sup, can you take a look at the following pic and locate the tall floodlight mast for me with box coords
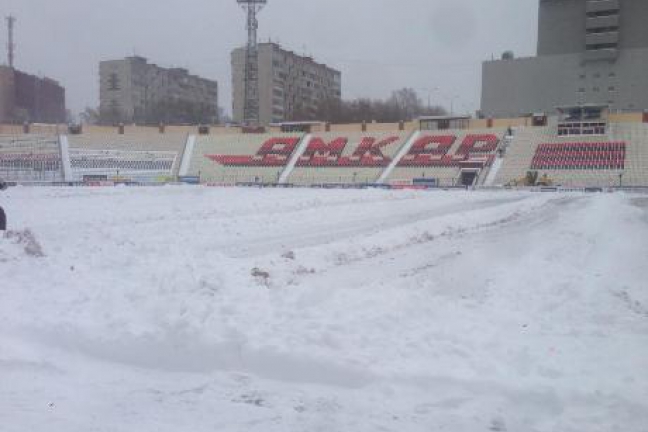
[237,0,266,126]
[6,16,16,69]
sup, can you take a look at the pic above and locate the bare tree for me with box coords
[388,88,421,121]
[314,88,447,124]
[80,107,100,125]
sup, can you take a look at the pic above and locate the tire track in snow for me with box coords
[222,196,528,258]
[279,195,584,286]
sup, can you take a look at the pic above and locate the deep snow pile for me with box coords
[1,187,647,432]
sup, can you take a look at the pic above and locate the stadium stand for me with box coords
[288,132,411,185]
[69,149,178,182]
[66,130,188,179]
[186,133,305,184]
[531,142,625,170]
[67,131,187,152]
[0,135,64,183]
[387,129,505,187]
[2,118,648,188]
[493,126,636,187]
[611,122,648,187]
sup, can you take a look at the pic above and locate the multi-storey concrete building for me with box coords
[0,65,66,124]
[99,56,218,125]
[232,43,341,125]
[481,0,648,117]
[0,67,14,123]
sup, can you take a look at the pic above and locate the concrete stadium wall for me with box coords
[469,118,531,129]
[0,124,24,134]
[492,118,531,128]
[0,123,67,135]
[68,125,241,136]
[328,123,366,133]
[1,113,645,139]
[609,112,643,123]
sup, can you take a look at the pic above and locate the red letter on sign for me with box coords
[340,136,400,167]
[298,137,348,166]
[257,137,300,155]
[206,137,299,166]
[398,135,456,167]
[456,134,499,155]
[257,137,300,166]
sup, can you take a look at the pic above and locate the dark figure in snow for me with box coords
[0,178,7,231]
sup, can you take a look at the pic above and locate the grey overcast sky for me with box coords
[0,0,538,117]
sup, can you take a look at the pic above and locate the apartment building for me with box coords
[232,43,341,125]
[99,56,218,124]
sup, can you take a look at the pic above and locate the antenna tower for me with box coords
[237,0,267,126]
[6,15,16,69]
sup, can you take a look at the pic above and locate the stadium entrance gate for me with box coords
[459,169,479,187]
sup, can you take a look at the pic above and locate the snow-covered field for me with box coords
[1,186,647,432]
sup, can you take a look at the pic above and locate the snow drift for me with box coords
[1,186,647,432]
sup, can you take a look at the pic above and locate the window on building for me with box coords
[586,43,619,51]
[586,26,620,34]
[108,73,121,91]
